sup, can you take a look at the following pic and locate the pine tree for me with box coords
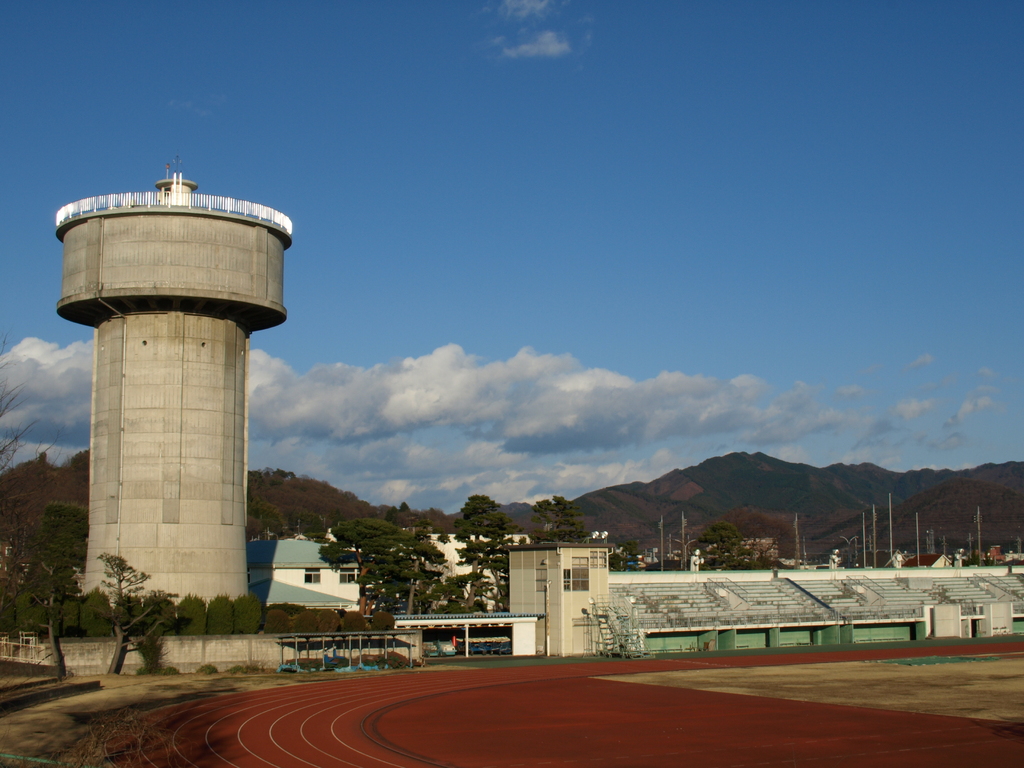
[454,495,520,611]
[530,496,586,543]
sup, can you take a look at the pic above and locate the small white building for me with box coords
[246,539,359,609]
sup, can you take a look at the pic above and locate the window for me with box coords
[590,550,607,569]
[564,557,589,591]
[304,568,321,584]
[339,570,356,584]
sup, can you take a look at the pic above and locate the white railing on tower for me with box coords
[56,191,293,235]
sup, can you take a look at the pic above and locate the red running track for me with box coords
[140,643,1024,768]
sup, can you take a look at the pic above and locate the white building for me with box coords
[246,539,358,609]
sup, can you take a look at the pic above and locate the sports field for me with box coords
[136,640,1024,767]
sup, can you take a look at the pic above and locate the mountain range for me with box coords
[566,452,1024,557]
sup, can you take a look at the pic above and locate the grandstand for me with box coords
[509,544,1024,657]
[599,567,1024,656]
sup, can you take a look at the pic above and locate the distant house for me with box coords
[246,539,359,609]
[903,553,952,568]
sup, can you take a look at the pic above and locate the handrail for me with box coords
[56,191,292,235]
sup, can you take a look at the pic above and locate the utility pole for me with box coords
[681,512,686,570]
[872,505,878,568]
[794,514,800,569]
[888,493,894,565]
[975,507,982,565]
[861,512,867,568]
[915,512,920,565]
[659,516,664,572]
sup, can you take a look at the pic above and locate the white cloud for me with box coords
[249,345,862,456]
[890,398,937,420]
[945,389,1002,427]
[0,337,93,447]
[835,384,866,400]
[931,432,966,450]
[10,336,996,513]
[500,0,553,18]
[977,367,997,378]
[904,353,935,371]
[775,445,811,465]
[500,30,571,58]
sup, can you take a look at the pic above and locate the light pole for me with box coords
[840,536,859,568]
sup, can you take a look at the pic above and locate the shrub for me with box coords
[81,589,112,637]
[316,609,340,632]
[206,595,233,635]
[158,666,180,675]
[15,592,46,634]
[226,663,264,674]
[62,598,83,637]
[137,634,165,673]
[365,651,409,669]
[266,602,306,618]
[341,611,367,632]
[196,664,218,675]
[370,611,395,630]
[263,609,291,634]
[233,593,262,634]
[291,610,319,633]
[177,594,207,636]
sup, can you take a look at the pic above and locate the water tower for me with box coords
[55,171,292,600]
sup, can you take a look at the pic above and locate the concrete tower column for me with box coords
[56,175,292,600]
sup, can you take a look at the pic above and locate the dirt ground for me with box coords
[602,654,1024,722]
[3,655,1023,759]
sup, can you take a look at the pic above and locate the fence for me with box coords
[56,191,292,234]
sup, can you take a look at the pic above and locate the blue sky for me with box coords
[2,1,1022,512]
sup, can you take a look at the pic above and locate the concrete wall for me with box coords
[83,313,249,600]
[62,633,420,677]
[57,212,287,331]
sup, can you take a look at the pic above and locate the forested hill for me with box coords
[1,455,454,541]
[574,452,1024,551]
[10,449,1023,555]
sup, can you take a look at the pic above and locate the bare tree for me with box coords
[0,334,36,626]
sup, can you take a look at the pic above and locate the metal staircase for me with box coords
[589,594,650,658]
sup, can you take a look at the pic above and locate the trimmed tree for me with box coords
[81,589,112,637]
[176,594,207,635]
[206,595,234,635]
[233,593,263,634]
[341,611,367,632]
[292,610,319,633]
[264,609,291,634]
[316,609,340,632]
